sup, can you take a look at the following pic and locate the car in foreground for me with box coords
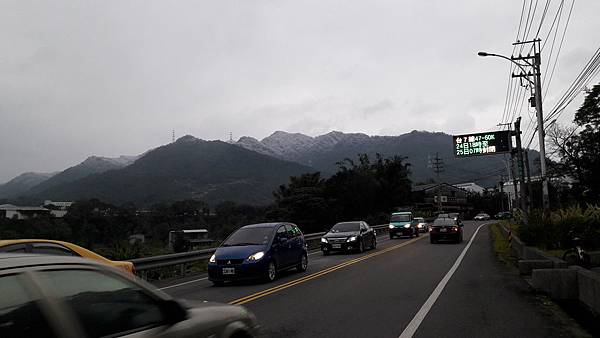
[0,239,135,275]
[321,221,377,255]
[414,217,429,232]
[0,253,259,338]
[429,218,463,244]
[208,223,308,285]
[389,211,419,238]
[474,213,491,221]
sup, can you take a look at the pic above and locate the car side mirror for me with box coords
[162,299,188,324]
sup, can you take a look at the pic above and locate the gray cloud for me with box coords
[1,0,599,181]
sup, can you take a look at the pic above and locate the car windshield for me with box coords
[222,227,273,246]
[449,213,459,218]
[391,214,411,222]
[433,219,455,226]
[330,222,360,233]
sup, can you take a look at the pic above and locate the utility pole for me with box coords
[524,150,533,212]
[431,153,445,213]
[503,158,513,211]
[511,39,549,212]
[513,117,528,220]
[499,177,506,212]
[510,156,518,211]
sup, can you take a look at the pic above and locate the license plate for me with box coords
[332,244,341,249]
[440,228,448,232]
[222,268,235,275]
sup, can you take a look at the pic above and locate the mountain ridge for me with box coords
[31,137,313,205]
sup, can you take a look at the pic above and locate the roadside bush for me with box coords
[517,205,600,250]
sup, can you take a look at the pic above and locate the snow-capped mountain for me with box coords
[238,131,370,161]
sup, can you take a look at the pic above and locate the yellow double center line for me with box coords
[229,234,427,305]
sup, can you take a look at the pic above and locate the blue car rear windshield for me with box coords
[391,214,411,222]
[223,227,274,246]
[331,222,360,232]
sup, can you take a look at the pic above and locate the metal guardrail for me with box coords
[131,224,390,280]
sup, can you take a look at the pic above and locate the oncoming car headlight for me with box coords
[321,237,328,243]
[347,236,357,242]
[389,224,395,229]
[247,251,265,261]
[209,254,216,263]
[403,224,411,228]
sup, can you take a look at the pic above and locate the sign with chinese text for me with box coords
[453,131,511,157]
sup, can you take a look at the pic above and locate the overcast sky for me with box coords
[1,0,599,182]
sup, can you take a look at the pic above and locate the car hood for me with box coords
[323,231,359,238]
[179,300,259,331]
[215,245,267,260]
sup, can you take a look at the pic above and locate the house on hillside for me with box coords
[412,183,472,213]
[0,204,50,220]
[43,200,74,218]
[453,182,486,195]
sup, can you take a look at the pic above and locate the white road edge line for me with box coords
[398,222,490,338]
[159,277,208,290]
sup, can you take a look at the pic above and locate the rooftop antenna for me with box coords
[172,130,175,143]
[228,132,233,143]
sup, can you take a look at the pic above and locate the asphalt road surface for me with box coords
[157,221,585,338]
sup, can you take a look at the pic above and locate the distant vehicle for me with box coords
[321,221,377,255]
[429,218,464,244]
[474,213,491,221]
[448,213,460,221]
[0,239,135,275]
[208,223,308,285]
[414,217,429,232]
[389,211,419,239]
[437,213,449,219]
[0,253,260,338]
[494,211,512,220]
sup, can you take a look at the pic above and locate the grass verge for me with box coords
[490,223,594,337]
[489,223,518,268]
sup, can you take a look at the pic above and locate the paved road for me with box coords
[159,221,584,337]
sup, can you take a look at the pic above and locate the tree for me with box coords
[550,83,600,201]
[271,172,332,233]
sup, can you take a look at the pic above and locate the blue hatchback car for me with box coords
[208,223,308,285]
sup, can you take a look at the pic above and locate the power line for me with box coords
[543,46,600,124]
[541,0,566,51]
[534,0,552,38]
[543,0,575,99]
[502,0,532,129]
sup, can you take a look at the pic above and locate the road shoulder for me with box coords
[413,223,591,338]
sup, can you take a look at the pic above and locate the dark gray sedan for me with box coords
[0,253,259,338]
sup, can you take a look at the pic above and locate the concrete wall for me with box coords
[502,224,600,315]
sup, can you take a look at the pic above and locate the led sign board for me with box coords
[453,130,512,157]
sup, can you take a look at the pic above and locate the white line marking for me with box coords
[159,277,208,290]
[398,222,489,338]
